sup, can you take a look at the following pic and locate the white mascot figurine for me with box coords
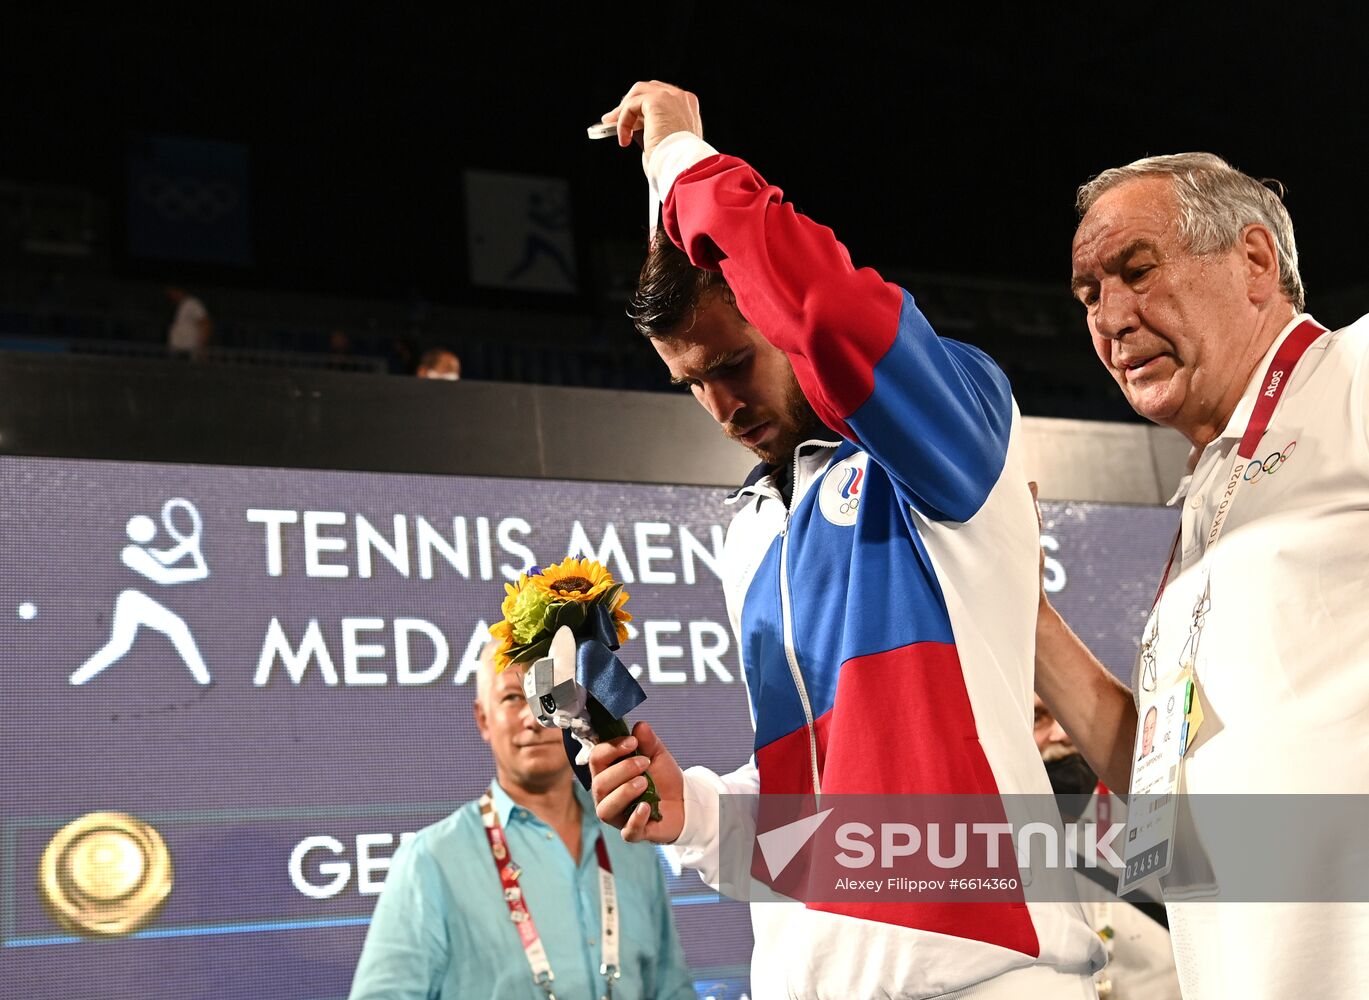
[522,625,598,766]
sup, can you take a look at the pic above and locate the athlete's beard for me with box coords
[727,373,829,467]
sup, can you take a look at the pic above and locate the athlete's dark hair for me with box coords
[627,231,731,339]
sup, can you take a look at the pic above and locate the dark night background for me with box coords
[1,4,1365,407]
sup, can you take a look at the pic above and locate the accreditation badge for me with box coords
[1117,669,1201,895]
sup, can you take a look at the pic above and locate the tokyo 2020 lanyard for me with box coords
[1208,319,1326,534]
[1144,318,1327,689]
[479,789,622,1000]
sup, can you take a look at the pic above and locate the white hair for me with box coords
[475,639,503,705]
[1076,152,1304,312]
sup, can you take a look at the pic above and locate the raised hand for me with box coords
[599,80,703,168]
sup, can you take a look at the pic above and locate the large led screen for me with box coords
[0,455,1176,999]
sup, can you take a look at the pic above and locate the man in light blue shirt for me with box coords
[349,643,693,1000]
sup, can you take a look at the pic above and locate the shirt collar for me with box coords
[726,459,774,501]
[1165,473,1193,507]
[1214,312,1315,443]
[725,436,844,504]
[488,778,522,828]
[1169,313,1318,505]
[488,778,600,842]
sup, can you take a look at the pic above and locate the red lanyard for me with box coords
[1234,319,1327,459]
[478,789,621,1000]
[1150,317,1326,609]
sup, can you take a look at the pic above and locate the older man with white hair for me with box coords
[1038,153,1369,998]
[349,642,693,1000]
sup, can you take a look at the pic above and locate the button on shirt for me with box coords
[348,781,694,1000]
[1143,313,1369,999]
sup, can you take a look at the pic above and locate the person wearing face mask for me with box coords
[1035,696,1180,1000]
[416,346,461,381]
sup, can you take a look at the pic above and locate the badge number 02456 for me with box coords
[1118,666,1198,895]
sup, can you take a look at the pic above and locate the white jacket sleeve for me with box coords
[665,759,760,889]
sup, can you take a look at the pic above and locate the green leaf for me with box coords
[554,601,588,632]
[598,583,623,609]
[509,637,552,664]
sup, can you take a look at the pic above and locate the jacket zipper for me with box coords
[779,447,822,796]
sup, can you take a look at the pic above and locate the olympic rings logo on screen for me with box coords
[1242,440,1297,484]
[139,173,239,224]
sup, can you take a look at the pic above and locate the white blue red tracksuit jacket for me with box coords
[651,134,1105,997]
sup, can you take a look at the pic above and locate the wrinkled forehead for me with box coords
[479,655,527,703]
[499,661,529,694]
[1071,176,1179,268]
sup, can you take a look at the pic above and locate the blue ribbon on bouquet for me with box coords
[578,604,646,717]
[562,603,647,790]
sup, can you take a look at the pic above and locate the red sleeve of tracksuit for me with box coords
[662,153,1014,522]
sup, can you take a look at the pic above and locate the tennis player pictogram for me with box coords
[70,498,211,686]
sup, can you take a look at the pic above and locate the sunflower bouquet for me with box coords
[490,557,660,820]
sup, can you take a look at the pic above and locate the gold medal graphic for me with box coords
[38,811,173,937]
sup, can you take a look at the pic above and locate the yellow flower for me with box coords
[489,559,635,671]
[609,587,632,646]
[488,618,515,672]
[532,557,617,604]
[533,557,633,645]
